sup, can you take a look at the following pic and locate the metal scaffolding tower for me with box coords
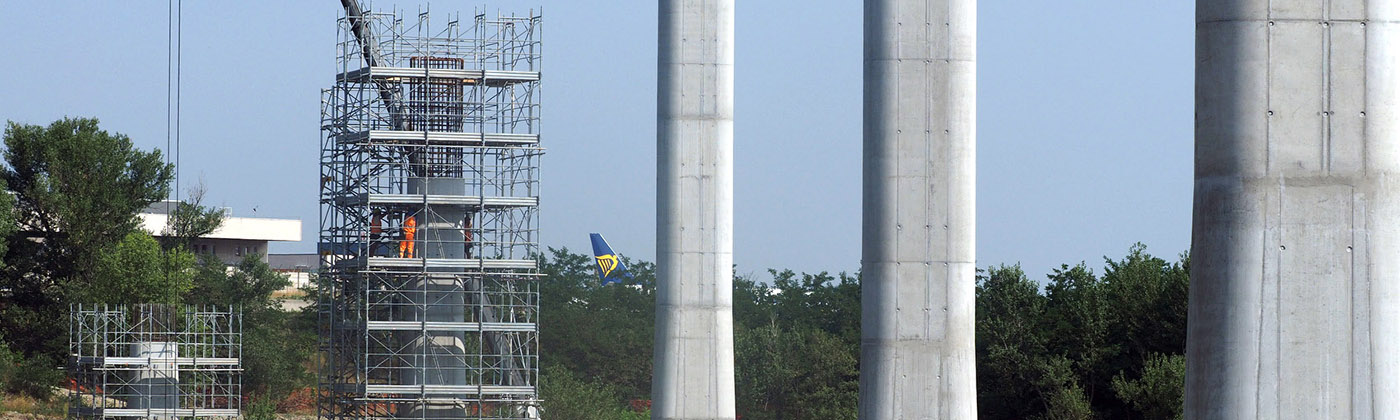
[68,304,243,419]
[317,5,542,420]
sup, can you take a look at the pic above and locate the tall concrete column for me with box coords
[653,0,735,419]
[859,0,976,419]
[399,176,468,419]
[1188,1,1400,418]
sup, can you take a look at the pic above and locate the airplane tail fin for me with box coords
[590,233,632,285]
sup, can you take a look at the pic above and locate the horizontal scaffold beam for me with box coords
[331,193,538,208]
[73,357,240,367]
[76,409,241,418]
[366,257,537,270]
[335,130,539,147]
[338,67,539,86]
[332,321,538,332]
[330,384,537,397]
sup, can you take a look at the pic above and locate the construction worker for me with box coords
[399,215,417,258]
[369,210,384,256]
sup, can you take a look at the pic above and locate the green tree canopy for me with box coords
[974,245,1189,420]
[86,231,194,304]
[2,118,171,282]
[0,117,173,357]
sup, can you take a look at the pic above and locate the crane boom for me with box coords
[339,0,408,131]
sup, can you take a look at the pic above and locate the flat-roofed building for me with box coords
[267,253,318,290]
[139,201,302,265]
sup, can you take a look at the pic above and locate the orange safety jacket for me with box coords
[403,216,417,239]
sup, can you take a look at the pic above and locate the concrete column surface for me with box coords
[128,342,179,413]
[653,0,736,419]
[400,177,469,419]
[1187,1,1400,418]
[859,0,977,419]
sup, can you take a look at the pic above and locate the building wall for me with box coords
[269,253,320,290]
[189,238,269,266]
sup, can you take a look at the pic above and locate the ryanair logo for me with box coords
[595,254,619,278]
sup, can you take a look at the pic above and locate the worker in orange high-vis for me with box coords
[399,215,417,258]
[369,211,384,256]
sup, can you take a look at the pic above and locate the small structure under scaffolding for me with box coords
[68,304,243,419]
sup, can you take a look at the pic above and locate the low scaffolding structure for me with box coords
[68,304,242,419]
[318,5,541,420]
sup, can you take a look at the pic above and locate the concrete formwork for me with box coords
[1188,1,1400,418]
[653,0,737,419]
[858,0,977,418]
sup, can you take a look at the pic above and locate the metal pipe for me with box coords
[652,0,736,418]
[859,0,977,418]
[1187,2,1400,418]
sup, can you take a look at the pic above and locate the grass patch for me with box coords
[0,391,66,418]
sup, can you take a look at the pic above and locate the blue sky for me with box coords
[0,1,1193,281]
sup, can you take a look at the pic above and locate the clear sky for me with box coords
[0,1,1193,282]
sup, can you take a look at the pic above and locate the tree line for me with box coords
[538,243,1188,419]
[0,117,1188,419]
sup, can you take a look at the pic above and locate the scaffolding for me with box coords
[318,5,541,420]
[68,304,243,419]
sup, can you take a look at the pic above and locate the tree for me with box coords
[974,245,1190,419]
[1112,353,1185,420]
[1037,356,1095,420]
[1095,243,1189,417]
[187,254,289,309]
[1043,263,1114,408]
[538,247,656,401]
[730,268,860,420]
[86,231,194,304]
[736,324,857,420]
[767,269,860,344]
[185,254,310,401]
[976,264,1050,419]
[0,117,172,358]
[538,364,646,420]
[160,181,225,250]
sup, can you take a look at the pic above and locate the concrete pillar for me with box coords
[653,0,736,418]
[128,341,178,418]
[1187,1,1400,418]
[859,0,977,418]
[398,177,469,419]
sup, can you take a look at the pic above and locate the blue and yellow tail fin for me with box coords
[590,233,632,285]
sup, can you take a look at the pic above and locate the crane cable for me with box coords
[175,0,182,207]
[166,0,182,208]
[164,0,181,283]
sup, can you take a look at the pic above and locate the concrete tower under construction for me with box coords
[859,0,977,418]
[653,0,737,418]
[317,4,542,419]
[1188,1,1400,418]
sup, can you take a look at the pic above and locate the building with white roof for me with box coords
[139,201,302,265]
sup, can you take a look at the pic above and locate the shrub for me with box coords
[0,340,61,402]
